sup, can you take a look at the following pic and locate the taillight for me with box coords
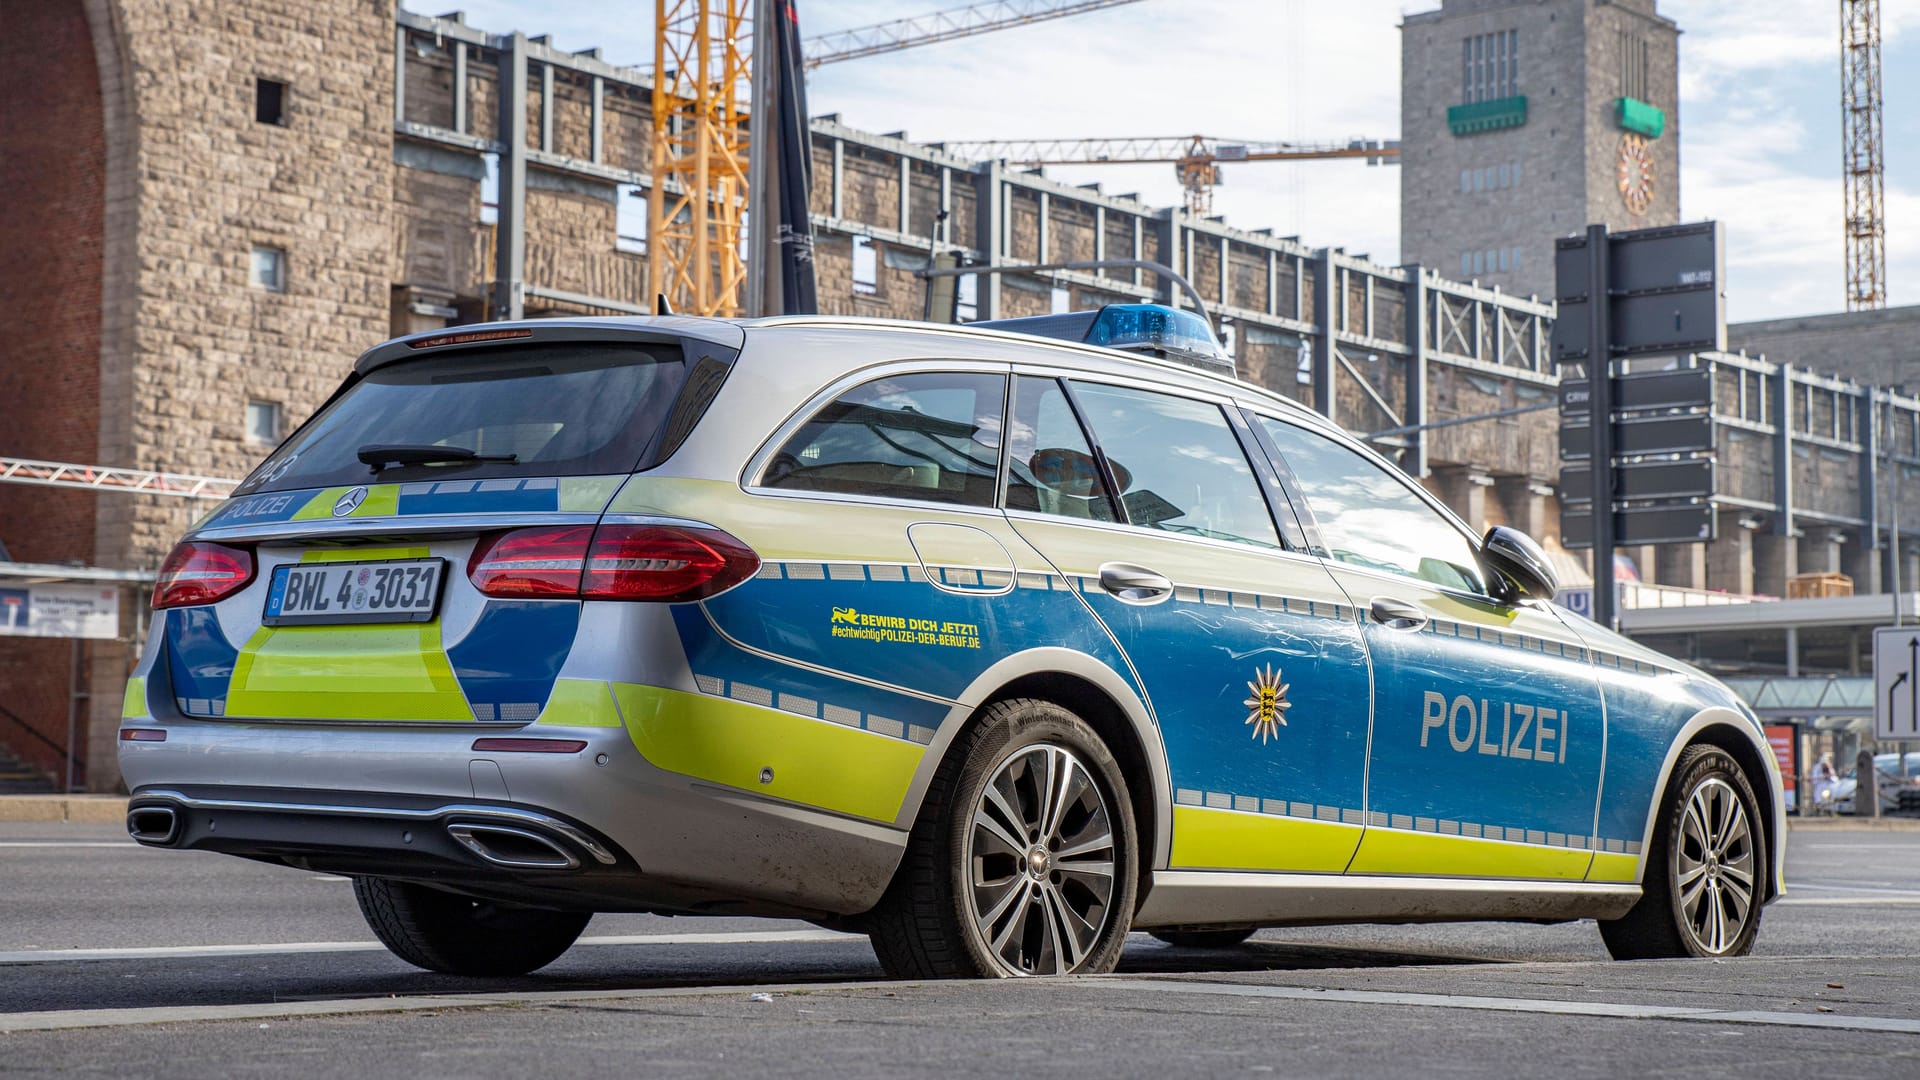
[583,524,760,602]
[467,526,592,597]
[468,523,759,603]
[152,542,255,609]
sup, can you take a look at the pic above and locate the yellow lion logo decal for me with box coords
[830,606,860,625]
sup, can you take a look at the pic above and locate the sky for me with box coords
[411,0,1920,323]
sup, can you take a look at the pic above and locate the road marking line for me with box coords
[1776,897,1920,906]
[1783,881,1920,896]
[0,929,858,965]
[0,978,909,1034]
[0,842,134,849]
[1088,978,1920,1035]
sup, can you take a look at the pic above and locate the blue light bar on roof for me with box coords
[970,303,1234,376]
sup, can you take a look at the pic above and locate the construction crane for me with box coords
[1841,0,1886,311]
[934,135,1400,216]
[650,0,1140,317]
[803,0,1142,68]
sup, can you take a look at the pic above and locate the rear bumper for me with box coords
[119,716,909,918]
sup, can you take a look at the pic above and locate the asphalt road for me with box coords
[3,823,1918,1077]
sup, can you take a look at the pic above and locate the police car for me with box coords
[119,305,1782,977]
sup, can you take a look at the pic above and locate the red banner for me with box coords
[1764,723,1798,813]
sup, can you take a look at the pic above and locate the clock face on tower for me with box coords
[1617,133,1655,216]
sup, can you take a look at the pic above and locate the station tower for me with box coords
[1399,0,1681,301]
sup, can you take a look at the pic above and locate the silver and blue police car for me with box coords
[119,305,1783,977]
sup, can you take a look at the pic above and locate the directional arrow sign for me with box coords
[1873,626,1920,741]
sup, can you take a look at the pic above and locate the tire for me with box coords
[868,697,1138,978]
[353,877,590,975]
[1150,928,1257,949]
[1599,744,1766,960]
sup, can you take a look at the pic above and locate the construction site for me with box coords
[0,0,1912,795]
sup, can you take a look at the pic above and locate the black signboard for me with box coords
[1560,367,1713,414]
[1562,502,1716,549]
[1559,414,1714,459]
[1560,459,1715,504]
[1554,222,1726,361]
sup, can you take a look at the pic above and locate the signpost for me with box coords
[1554,221,1726,629]
[1873,624,1920,742]
[0,584,119,640]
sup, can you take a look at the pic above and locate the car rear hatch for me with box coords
[151,320,741,725]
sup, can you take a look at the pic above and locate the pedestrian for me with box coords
[1811,751,1839,814]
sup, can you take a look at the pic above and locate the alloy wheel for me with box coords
[966,744,1117,975]
[1675,776,1756,954]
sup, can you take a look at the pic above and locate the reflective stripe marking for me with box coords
[225,622,474,723]
[297,546,430,564]
[693,673,930,744]
[121,678,146,719]
[614,682,924,822]
[534,679,623,728]
[1169,805,1361,873]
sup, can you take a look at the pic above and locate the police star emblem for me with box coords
[1244,663,1291,744]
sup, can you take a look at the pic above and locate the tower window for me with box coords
[1462,30,1519,103]
[255,78,286,125]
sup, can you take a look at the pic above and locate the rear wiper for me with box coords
[356,443,517,471]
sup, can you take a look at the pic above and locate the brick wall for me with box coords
[0,0,105,783]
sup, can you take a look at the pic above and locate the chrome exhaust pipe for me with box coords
[446,822,581,870]
[127,805,179,845]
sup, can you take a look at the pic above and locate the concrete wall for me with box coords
[1729,305,1920,394]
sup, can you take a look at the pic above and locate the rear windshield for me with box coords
[236,343,689,495]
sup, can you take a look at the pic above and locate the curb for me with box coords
[0,796,128,824]
[1785,815,1920,832]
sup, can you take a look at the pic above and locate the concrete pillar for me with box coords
[1845,535,1883,595]
[1797,527,1846,576]
[1432,467,1492,534]
[1494,476,1551,540]
[1706,512,1755,595]
[1655,543,1707,590]
[1754,530,1800,598]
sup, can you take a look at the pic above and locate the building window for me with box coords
[255,78,286,125]
[249,245,286,292]
[1460,169,1471,194]
[852,235,878,296]
[1462,30,1519,103]
[616,184,646,254]
[479,153,499,226]
[956,272,978,322]
[246,401,283,445]
[1460,253,1472,277]
[1050,285,1070,314]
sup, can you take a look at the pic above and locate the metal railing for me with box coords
[0,700,79,789]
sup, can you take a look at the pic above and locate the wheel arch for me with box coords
[1635,707,1786,902]
[933,648,1172,898]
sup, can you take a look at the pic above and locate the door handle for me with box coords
[1098,562,1174,605]
[1369,596,1429,632]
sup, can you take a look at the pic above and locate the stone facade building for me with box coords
[1400,0,1681,301]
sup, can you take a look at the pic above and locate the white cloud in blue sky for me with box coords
[415,0,1918,322]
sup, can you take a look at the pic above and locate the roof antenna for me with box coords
[655,293,673,316]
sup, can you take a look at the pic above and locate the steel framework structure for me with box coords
[802,0,1142,68]
[650,0,754,316]
[935,135,1399,215]
[1841,0,1886,311]
[0,457,236,500]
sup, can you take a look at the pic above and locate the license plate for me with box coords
[263,559,446,626]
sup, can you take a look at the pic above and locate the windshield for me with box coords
[235,343,689,494]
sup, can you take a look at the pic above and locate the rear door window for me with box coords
[1004,375,1116,522]
[1068,382,1280,549]
[760,372,1005,507]
[237,343,694,494]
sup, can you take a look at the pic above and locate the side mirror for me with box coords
[1481,526,1559,602]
